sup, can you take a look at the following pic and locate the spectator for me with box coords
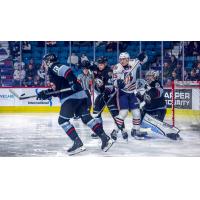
[174,61,183,80]
[0,44,9,61]
[11,42,20,59]
[171,70,179,81]
[28,57,36,68]
[24,63,36,86]
[22,41,31,52]
[170,55,177,69]
[80,53,89,63]
[106,41,117,52]
[13,65,26,86]
[186,69,199,81]
[13,58,25,70]
[67,52,79,65]
[163,61,174,85]
[195,62,200,79]
[37,62,46,86]
[33,75,42,86]
[119,42,129,52]
[151,56,161,71]
[186,41,200,56]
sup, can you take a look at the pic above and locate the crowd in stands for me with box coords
[0,41,200,87]
[161,42,200,86]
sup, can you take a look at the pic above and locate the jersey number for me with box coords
[53,66,60,74]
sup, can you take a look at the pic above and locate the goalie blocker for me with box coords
[141,114,181,140]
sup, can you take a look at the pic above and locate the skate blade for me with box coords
[91,135,99,139]
[134,135,151,140]
[68,146,86,156]
[103,139,114,152]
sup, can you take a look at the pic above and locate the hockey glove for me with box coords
[137,52,148,64]
[37,89,53,100]
[71,82,82,92]
[117,79,125,89]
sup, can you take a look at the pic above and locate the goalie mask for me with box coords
[43,53,58,67]
[145,70,159,84]
[119,52,130,66]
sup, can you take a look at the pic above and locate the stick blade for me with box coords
[9,89,20,99]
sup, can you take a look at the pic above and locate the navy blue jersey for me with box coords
[94,66,114,94]
[48,62,87,101]
[144,80,166,111]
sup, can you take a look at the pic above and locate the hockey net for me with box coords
[167,81,200,130]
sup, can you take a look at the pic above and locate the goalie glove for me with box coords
[136,92,144,102]
[143,93,151,104]
[37,89,53,100]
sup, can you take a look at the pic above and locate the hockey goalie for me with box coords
[136,70,182,140]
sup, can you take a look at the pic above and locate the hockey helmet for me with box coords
[97,56,108,64]
[119,52,130,60]
[43,53,58,65]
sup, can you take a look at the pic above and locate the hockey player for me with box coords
[137,70,181,140]
[36,54,113,155]
[92,57,124,139]
[139,70,166,121]
[112,52,148,140]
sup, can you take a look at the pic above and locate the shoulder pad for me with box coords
[113,63,123,73]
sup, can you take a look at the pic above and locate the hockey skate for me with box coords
[100,134,114,152]
[91,133,99,139]
[166,133,182,140]
[67,137,86,156]
[131,129,148,140]
[121,130,128,140]
[110,130,118,141]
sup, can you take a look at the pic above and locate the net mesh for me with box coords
[170,81,200,130]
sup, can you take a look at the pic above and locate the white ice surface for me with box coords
[0,113,199,156]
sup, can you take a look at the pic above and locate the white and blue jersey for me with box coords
[113,59,140,110]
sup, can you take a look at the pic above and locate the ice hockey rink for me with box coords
[0,112,199,157]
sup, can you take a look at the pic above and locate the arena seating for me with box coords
[0,41,199,86]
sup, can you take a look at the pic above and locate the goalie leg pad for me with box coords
[141,114,180,138]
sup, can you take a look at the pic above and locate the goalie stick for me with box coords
[9,88,72,100]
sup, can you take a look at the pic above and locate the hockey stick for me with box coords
[93,90,117,117]
[9,88,72,100]
[125,59,140,79]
